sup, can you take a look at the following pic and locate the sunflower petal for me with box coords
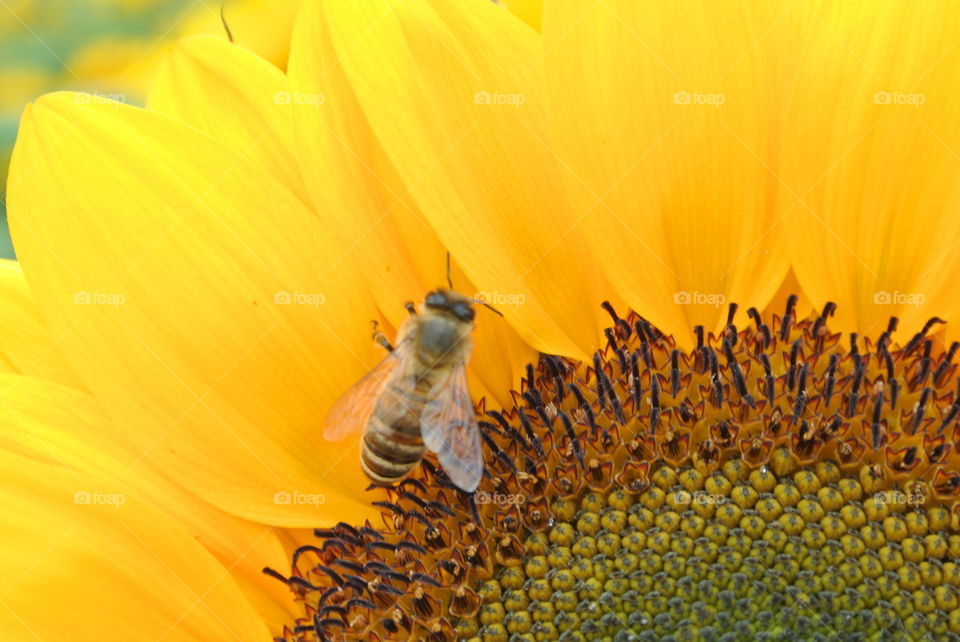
[449,260,537,409]
[148,35,309,205]
[288,0,447,323]
[502,0,543,31]
[178,0,300,69]
[296,0,604,357]
[543,0,801,345]
[0,448,270,641]
[150,33,533,414]
[8,92,382,526]
[290,0,537,396]
[0,374,296,630]
[0,259,81,387]
[782,1,960,338]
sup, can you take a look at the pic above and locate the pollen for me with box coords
[267,299,960,641]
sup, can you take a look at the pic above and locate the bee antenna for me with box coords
[220,4,234,43]
[475,300,504,317]
[448,250,502,316]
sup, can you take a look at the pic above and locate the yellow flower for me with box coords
[0,261,299,634]
[0,446,276,641]
[0,0,302,258]
[5,0,960,640]
[266,302,960,640]
[0,0,299,103]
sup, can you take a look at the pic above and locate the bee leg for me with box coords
[404,301,417,316]
[371,320,394,352]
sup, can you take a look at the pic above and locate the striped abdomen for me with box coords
[361,373,438,485]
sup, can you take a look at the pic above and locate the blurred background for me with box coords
[0,0,301,260]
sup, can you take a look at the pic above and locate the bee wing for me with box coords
[323,340,412,442]
[420,365,484,492]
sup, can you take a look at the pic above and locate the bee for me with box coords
[324,288,484,492]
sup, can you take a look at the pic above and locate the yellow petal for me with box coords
[289,0,537,397]
[762,268,815,325]
[150,34,537,411]
[502,0,543,31]
[0,449,270,642]
[449,260,537,409]
[295,0,605,358]
[782,1,960,339]
[0,374,296,631]
[148,35,310,206]
[8,92,383,527]
[288,0,449,323]
[178,0,301,70]
[0,259,82,388]
[543,0,800,346]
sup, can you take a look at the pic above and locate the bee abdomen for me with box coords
[361,409,426,485]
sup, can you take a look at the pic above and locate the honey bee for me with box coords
[324,289,484,492]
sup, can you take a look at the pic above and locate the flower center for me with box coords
[268,298,960,641]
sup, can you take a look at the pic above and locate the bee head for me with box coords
[424,289,475,322]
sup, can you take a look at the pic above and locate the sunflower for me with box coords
[0,0,301,258]
[4,0,960,640]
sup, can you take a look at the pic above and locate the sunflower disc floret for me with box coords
[268,298,960,641]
